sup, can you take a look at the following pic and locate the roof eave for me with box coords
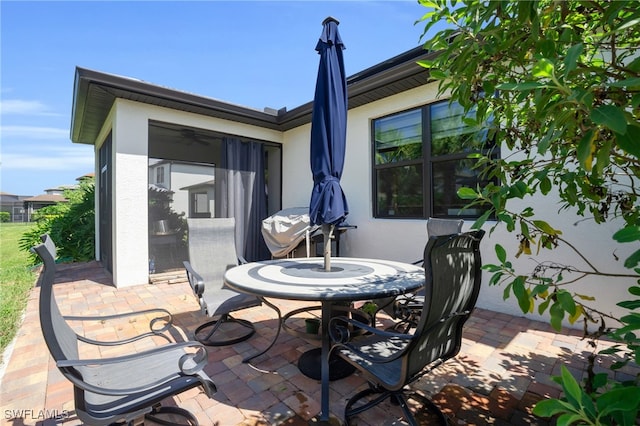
[279,47,438,131]
[71,68,285,145]
[71,46,437,144]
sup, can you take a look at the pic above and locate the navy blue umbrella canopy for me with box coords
[309,17,349,229]
[309,17,349,271]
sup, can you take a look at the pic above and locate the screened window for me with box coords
[191,191,211,218]
[373,99,495,219]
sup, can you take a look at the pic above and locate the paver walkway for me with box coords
[1,261,636,425]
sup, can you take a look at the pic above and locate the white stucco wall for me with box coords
[107,99,283,287]
[111,100,151,287]
[103,85,634,328]
[282,83,445,264]
[281,83,635,328]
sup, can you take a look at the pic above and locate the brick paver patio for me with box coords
[2,260,636,425]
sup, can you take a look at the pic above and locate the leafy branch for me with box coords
[418,0,640,423]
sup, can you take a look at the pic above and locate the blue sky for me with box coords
[1,1,434,196]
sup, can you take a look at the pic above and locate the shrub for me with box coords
[19,181,95,264]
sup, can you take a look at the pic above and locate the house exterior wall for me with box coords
[282,83,443,263]
[104,99,283,287]
[281,82,634,327]
[97,78,633,326]
[0,194,29,222]
[112,100,150,288]
[92,106,113,273]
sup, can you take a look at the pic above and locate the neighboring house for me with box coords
[3,174,94,222]
[69,46,633,326]
[22,193,68,221]
[0,192,30,222]
[148,159,216,218]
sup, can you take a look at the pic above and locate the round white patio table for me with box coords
[224,257,425,424]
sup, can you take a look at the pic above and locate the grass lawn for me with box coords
[0,222,37,360]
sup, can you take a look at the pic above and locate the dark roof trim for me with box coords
[23,194,68,203]
[71,46,437,144]
[348,46,432,84]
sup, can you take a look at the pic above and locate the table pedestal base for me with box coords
[308,414,343,425]
[298,348,355,381]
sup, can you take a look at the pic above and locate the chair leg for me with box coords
[393,393,420,426]
[195,313,255,346]
[404,391,449,426]
[344,386,392,424]
[344,386,448,426]
[243,298,282,363]
[129,416,145,426]
[145,405,199,425]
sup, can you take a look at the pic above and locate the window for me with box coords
[156,167,165,184]
[191,191,211,218]
[373,99,495,219]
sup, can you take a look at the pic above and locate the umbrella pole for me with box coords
[322,223,334,272]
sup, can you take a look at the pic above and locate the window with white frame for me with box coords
[372,99,495,219]
[156,166,165,185]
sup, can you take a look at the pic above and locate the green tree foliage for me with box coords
[0,212,10,223]
[19,181,95,264]
[418,0,639,423]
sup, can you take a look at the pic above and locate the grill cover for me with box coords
[261,207,320,258]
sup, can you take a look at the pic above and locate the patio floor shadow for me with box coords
[1,261,637,425]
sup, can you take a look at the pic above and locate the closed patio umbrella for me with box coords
[309,16,349,272]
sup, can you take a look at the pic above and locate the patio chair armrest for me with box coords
[420,310,473,336]
[65,308,174,346]
[329,315,414,363]
[178,344,209,375]
[57,342,210,396]
[58,341,207,368]
[328,315,413,344]
[183,261,205,296]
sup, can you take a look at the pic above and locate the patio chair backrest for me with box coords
[378,217,465,320]
[186,218,239,292]
[32,235,80,365]
[426,217,464,238]
[406,230,485,380]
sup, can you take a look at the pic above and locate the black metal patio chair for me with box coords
[374,217,464,332]
[184,218,281,360]
[329,230,485,425]
[32,234,216,426]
